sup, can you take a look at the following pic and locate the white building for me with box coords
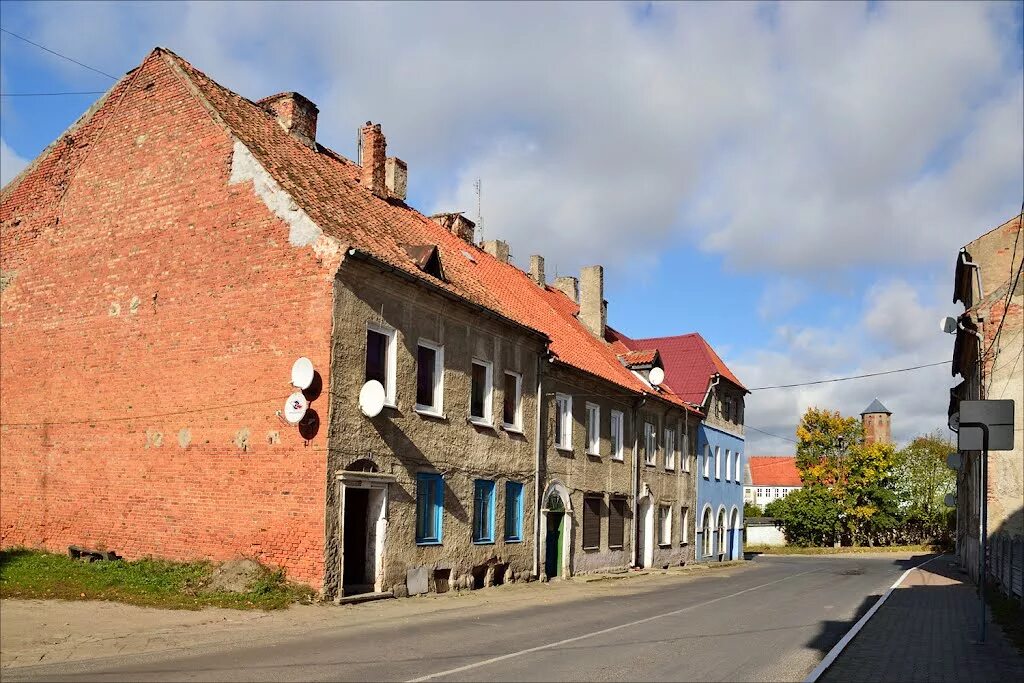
[743,456,801,509]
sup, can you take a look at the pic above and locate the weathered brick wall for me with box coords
[0,53,337,587]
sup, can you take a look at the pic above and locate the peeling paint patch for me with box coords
[145,430,163,448]
[129,296,141,314]
[228,139,326,248]
[234,427,251,452]
[0,270,15,294]
[266,430,280,445]
[109,302,121,317]
[178,428,191,449]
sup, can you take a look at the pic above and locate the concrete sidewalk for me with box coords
[820,555,1024,682]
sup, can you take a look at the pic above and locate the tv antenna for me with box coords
[474,178,484,243]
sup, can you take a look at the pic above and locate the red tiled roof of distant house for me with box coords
[748,457,802,487]
[134,49,698,413]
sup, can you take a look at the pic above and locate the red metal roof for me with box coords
[615,331,746,404]
[748,457,802,486]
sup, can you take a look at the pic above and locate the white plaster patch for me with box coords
[228,139,326,248]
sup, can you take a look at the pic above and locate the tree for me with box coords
[767,485,841,546]
[795,408,863,487]
[744,501,763,518]
[894,430,956,543]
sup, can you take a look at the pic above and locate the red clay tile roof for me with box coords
[618,349,659,368]
[748,457,802,487]
[616,331,746,404]
[145,49,698,413]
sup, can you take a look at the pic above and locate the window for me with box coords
[470,359,493,424]
[701,507,713,556]
[610,410,624,461]
[583,495,602,550]
[415,473,444,544]
[703,445,711,478]
[725,448,732,481]
[555,393,572,450]
[734,452,741,485]
[715,446,721,480]
[608,497,625,549]
[365,323,396,404]
[415,340,444,414]
[473,479,495,543]
[586,403,600,455]
[504,481,524,542]
[723,396,732,421]
[658,504,672,546]
[644,422,656,465]
[680,506,689,544]
[502,371,522,429]
[664,428,676,470]
[717,509,726,556]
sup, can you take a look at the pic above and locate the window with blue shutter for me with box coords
[416,472,444,544]
[473,479,495,543]
[504,481,524,542]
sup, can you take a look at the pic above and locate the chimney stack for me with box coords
[385,157,407,201]
[360,122,387,197]
[529,255,545,286]
[430,213,476,242]
[579,265,606,338]
[554,276,578,303]
[260,92,318,148]
[482,239,510,263]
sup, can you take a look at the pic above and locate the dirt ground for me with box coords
[1,561,747,669]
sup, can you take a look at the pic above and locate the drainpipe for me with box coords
[958,318,986,399]
[630,395,645,568]
[532,352,546,579]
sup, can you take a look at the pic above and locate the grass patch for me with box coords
[0,549,314,610]
[987,582,1024,655]
[744,544,942,555]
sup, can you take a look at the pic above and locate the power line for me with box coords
[747,360,951,391]
[1,91,105,96]
[0,394,290,427]
[0,27,118,80]
[745,424,798,444]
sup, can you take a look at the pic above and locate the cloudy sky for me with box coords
[2,1,1022,452]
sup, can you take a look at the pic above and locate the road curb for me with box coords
[803,553,944,683]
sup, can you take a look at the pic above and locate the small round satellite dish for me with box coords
[291,357,314,390]
[946,452,962,471]
[649,367,665,386]
[359,380,386,418]
[283,392,309,425]
[948,411,960,433]
[940,316,958,334]
[943,493,956,508]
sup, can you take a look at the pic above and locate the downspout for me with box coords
[532,351,546,579]
[630,394,645,568]
[958,319,986,399]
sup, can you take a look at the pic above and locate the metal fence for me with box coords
[990,534,1024,605]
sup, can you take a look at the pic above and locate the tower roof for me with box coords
[861,398,891,415]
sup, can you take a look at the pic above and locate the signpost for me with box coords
[957,399,1015,643]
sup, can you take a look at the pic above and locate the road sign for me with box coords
[958,400,1015,451]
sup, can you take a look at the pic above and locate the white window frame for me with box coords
[469,358,493,425]
[644,422,656,466]
[610,410,624,461]
[585,402,601,455]
[664,427,676,470]
[734,452,741,485]
[715,446,721,480]
[725,448,732,481]
[658,504,672,546]
[555,393,573,450]
[501,370,523,431]
[680,506,689,544]
[366,321,397,406]
[703,444,711,478]
[414,339,445,416]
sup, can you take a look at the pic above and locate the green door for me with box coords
[546,511,564,578]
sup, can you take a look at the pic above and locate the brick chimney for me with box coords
[579,265,606,338]
[385,157,407,201]
[529,255,545,286]
[260,93,318,148]
[482,239,510,263]
[360,122,387,197]
[554,276,578,303]
[430,213,476,242]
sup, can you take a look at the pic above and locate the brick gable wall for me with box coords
[0,52,339,588]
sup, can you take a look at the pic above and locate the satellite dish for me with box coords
[940,316,958,334]
[944,493,956,508]
[649,367,665,386]
[283,392,309,425]
[948,411,960,433]
[946,452,962,471]
[359,380,386,418]
[291,357,314,390]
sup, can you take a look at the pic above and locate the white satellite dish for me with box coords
[943,493,956,508]
[359,380,386,418]
[283,392,309,425]
[946,452,962,471]
[291,357,315,390]
[649,366,665,386]
[940,316,958,334]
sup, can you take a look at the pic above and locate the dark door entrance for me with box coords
[545,510,564,578]
[343,488,370,594]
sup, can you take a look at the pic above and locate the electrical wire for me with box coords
[746,360,952,391]
[0,28,118,80]
[744,424,799,444]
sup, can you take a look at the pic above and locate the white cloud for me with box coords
[1,138,28,187]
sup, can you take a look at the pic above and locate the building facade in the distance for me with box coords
[861,398,892,445]
[744,457,801,509]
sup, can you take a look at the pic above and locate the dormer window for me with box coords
[401,244,445,281]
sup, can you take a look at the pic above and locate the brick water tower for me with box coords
[861,398,892,445]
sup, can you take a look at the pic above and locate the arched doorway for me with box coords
[636,495,655,569]
[716,507,727,560]
[729,507,740,560]
[541,481,572,579]
[701,505,713,560]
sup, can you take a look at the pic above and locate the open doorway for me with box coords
[338,466,393,597]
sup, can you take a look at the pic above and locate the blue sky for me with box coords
[2,1,1022,452]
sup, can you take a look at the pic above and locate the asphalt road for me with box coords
[5,554,930,682]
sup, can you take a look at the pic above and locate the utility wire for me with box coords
[1,91,106,96]
[745,424,798,444]
[0,28,118,80]
[747,360,951,391]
